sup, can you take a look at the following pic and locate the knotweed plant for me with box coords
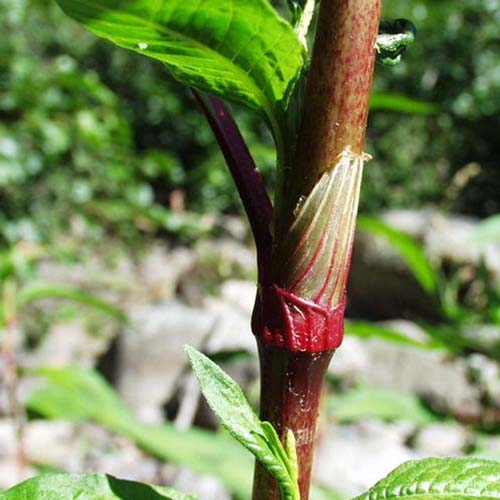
[2,1,500,500]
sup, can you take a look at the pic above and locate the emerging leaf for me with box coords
[185,345,300,500]
[253,148,368,351]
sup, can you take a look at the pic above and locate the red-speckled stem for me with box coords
[252,1,381,499]
[252,340,333,500]
[277,0,381,241]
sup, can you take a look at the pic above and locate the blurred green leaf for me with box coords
[353,457,500,500]
[0,474,197,500]
[420,322,500,361]
[18,282,126,322]
[346,320,442,350]
[357,215,439,295]
[186,345,300,500]
[328,387,436,425]
[27,366,252,498]
[370,93,437,114]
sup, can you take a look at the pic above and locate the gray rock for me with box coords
[23,320,112,369]
[0,420,76,489]
[134,245,194,303]
[89,436,159,482]
[24,421,77,467]
[461,326,500,362]
[328,336,369,383]
[0,419,16,459]
[37,243,194,307]
[163,466,231,500]
[218,215,251,242]
[383,209,472,248]
[0,459,35,490]
[349,230,440,320]
[203,281,259,398]
[468,353,500,406]
[203,281,257,355]
[475,435,500,459]
[117,302,214,423]
[349,209,500,319]
[384,210,500,278]
[218,280,256,316]
[331,321,482,419]
[384,210,500,277]
[314,421,419,497]
[414,423,469,456]
[0,383,7,418]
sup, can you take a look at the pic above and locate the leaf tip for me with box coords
[184,344,198,365]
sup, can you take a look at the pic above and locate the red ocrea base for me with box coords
[252,284,346,352]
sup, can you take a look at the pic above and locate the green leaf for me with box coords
[185,345,262,443]
[54,0,305,139]
[0,473,197,500]
[328,387,436,425]
[185,345,300,500]
[27,366,252,498]
[345,320,443,350]
[357,215,439,295]
[370,93,437,114]
[17,282,126,322]
[354,457,500,500]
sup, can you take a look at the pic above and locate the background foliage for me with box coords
[1,0,498,248]
[369,0,500,216]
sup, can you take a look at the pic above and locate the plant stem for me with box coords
[252,1,381,498]
[192,91,273,283]
[252,339,333,500]
[277,0,382,242]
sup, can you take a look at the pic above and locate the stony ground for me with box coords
[1,210,499,498]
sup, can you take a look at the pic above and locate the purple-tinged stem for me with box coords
[192,91,273,283]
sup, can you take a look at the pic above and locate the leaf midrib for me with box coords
[71,0,278,120]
